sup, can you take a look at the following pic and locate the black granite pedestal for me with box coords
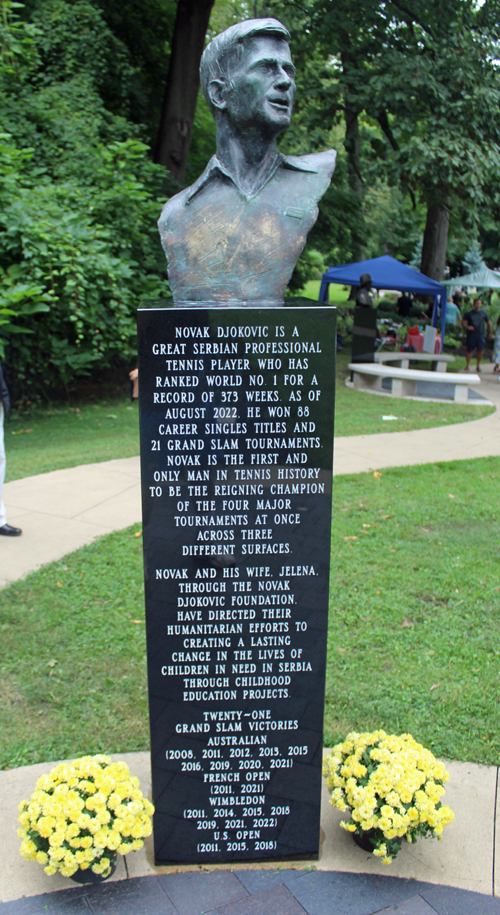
[138,307,336,865]
[351,305,377,363]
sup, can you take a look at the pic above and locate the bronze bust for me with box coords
[356,273,374,308]
[158,18,336,307]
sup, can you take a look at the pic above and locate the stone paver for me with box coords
[3,871,500,915]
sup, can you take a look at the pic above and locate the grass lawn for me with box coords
[1,457,499,769]
[326,456,500,764]
[295,280,351,303]
[0,525,148,768]
[5,399,140,482]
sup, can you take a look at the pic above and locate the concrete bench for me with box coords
[374,352,455,373]
[349,362,480,403]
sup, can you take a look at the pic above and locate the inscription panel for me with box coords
[138,307,336,864]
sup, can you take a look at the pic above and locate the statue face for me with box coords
[223,36,296,133]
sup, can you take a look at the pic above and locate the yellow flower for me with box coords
[93,829,109,849]
[48,829,66,847]
[37,816,56,838]
[66,823,80,840]
[438,805,455,827]
[20,839,37,860]
[50,847,66,862]
[107,830,122,850]
[339,821,357,833]
[19,754,153,876]
[60,866,79,877]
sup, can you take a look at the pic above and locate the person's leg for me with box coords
[465,347,473,369]
[0,404,6,528]
[476,336,485,371]
[0,404,21,535]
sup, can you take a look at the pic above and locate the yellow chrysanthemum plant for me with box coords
[18,755,154,879]
[322,730,455,864]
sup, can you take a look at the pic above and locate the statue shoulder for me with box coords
[286,149,337,180]
[158,187,191,235]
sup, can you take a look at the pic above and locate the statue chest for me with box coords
[163,170,322,305]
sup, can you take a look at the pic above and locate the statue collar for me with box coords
[185,152,319,205]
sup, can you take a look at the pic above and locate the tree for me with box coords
[305,0,390,261]
[93,0,178,145]
[463,239,486,274]
[379,5,500,280]
[154,0,215,184]
[276,0,500,280]
[0,0,174,401]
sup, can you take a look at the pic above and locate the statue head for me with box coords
[359,273,372,289]
[200,18,295,136]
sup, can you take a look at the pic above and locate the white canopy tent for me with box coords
[444,266,500,290]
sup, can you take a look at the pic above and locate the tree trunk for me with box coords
[154,0,215,184]
[420,201,450,280]
[344,101,363,201]
[341,48,365,261]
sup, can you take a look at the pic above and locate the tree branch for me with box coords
[376,109,399,152]
[388,0,435,39]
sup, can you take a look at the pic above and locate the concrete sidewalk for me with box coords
[0,457,142,589]
[1,752,500,907]
[1,367,499,589]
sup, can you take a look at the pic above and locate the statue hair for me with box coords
[200,18,290,113]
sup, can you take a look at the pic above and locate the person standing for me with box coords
[462,298,493,372]
[445,298,461,326]
[396,292,412,317]
[492,315,500,373]
[0,361,22,536]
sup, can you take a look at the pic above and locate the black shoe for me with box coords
[0,524,22,536]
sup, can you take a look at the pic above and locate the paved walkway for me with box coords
[1,367,500,912]
[4,868,500,914]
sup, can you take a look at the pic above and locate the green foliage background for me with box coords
[0,0,176,402]
[2,0,500,401]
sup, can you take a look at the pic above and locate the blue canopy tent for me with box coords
[318,255,448,351]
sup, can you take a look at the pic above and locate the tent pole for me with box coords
[440,290,447,353]
[318,279,329,303]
